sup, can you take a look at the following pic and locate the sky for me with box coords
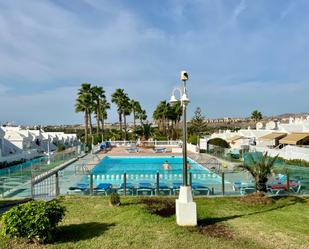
[0,0,309,125]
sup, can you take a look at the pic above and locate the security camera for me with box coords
[180,71,189,81]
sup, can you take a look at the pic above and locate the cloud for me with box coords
[232,0,247,20]
[0,0,309,124]
[0,84,9,95]
[0,86,80,125]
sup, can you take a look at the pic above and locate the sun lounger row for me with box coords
[233,179,306,196]
[68,182,211,196]
[124,147,172,153]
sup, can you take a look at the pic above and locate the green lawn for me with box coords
[0,195,308,249]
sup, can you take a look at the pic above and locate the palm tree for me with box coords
[91,86,105,136]
[112,89,126,132]
[153,101,169,135]
[75,83,92,144]
[138,109,147,125]
[168,101,182,139]
[130,100,142,130]
[121,95,131,140]
[99,98,110,138]
[112,89,131,139]
[238,152,278,192]
[251,110,263,122]
[135,123,153,140]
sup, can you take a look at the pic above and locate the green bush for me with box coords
[208,138,230,148]
[57,143,66,152]
[110,193,120,206]
[1,199,66,243]
[188,134,198,145]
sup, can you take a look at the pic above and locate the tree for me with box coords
[122,97,131,140]
[188,107,207,135]
[153,100,183,139]
[168,101,182,139]
[135,123,153,140]
[238,152,278,192]
[91,86,105,136]
[138,109,147,125]
[111,89,126,132]
[130,100,142,130]
[99,98,110,138]
[75,83,93,144]
[251,110,263,122]
[153,101,170,135]
[111,89,130,139]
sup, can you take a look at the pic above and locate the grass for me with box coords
[0,195,308,249]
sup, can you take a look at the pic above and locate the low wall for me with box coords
[252,145,309,161]
[187,143,199,153]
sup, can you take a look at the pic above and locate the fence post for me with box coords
[124,173,127,196]
[189,172,192,187]
[55,172,60,196]
[286,171,290,192]
[90,174,94,195]
[31,177,35,199]
[156,172,160,196]
[221,172,225,195]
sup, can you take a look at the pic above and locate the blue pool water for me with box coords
[84,156,221,186]
[92,156,207,174]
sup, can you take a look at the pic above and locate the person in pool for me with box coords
[162,160,171,170]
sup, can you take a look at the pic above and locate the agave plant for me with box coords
[238,152,278,192]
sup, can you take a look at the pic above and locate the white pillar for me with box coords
[176,186,197,226]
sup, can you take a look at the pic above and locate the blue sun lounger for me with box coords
[136,182,154,196]
[191,183,210,196]
[171,182,182,195]
[94,183,112,195]
[153,147,166,153]
[68,183,88,194]
[155,182,172,195]
[117,182,134,195]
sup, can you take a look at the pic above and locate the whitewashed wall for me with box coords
[252,145,309,161]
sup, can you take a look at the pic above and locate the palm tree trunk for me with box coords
[96,107,100,136]
[118,112,122,131]
[89,112,93,136]
[133,111,136,131]
[84,111,89,144]
[123,114,127,140]
[102,119,105,136]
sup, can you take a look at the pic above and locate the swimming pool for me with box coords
[85,156,222,186]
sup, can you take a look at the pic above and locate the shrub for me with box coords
[188,134,198,145]
[57,143,66,152]
[1,199,66,243]
[110,193,120,206]
[207,138,230,148]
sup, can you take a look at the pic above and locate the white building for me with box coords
[206,116,309,161]
[0,126,79,163]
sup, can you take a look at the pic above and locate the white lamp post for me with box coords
[170,71,197,226]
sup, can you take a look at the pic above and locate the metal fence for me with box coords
[0,145,85,199]
[49,159,309,198]
[1,150,309,199]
